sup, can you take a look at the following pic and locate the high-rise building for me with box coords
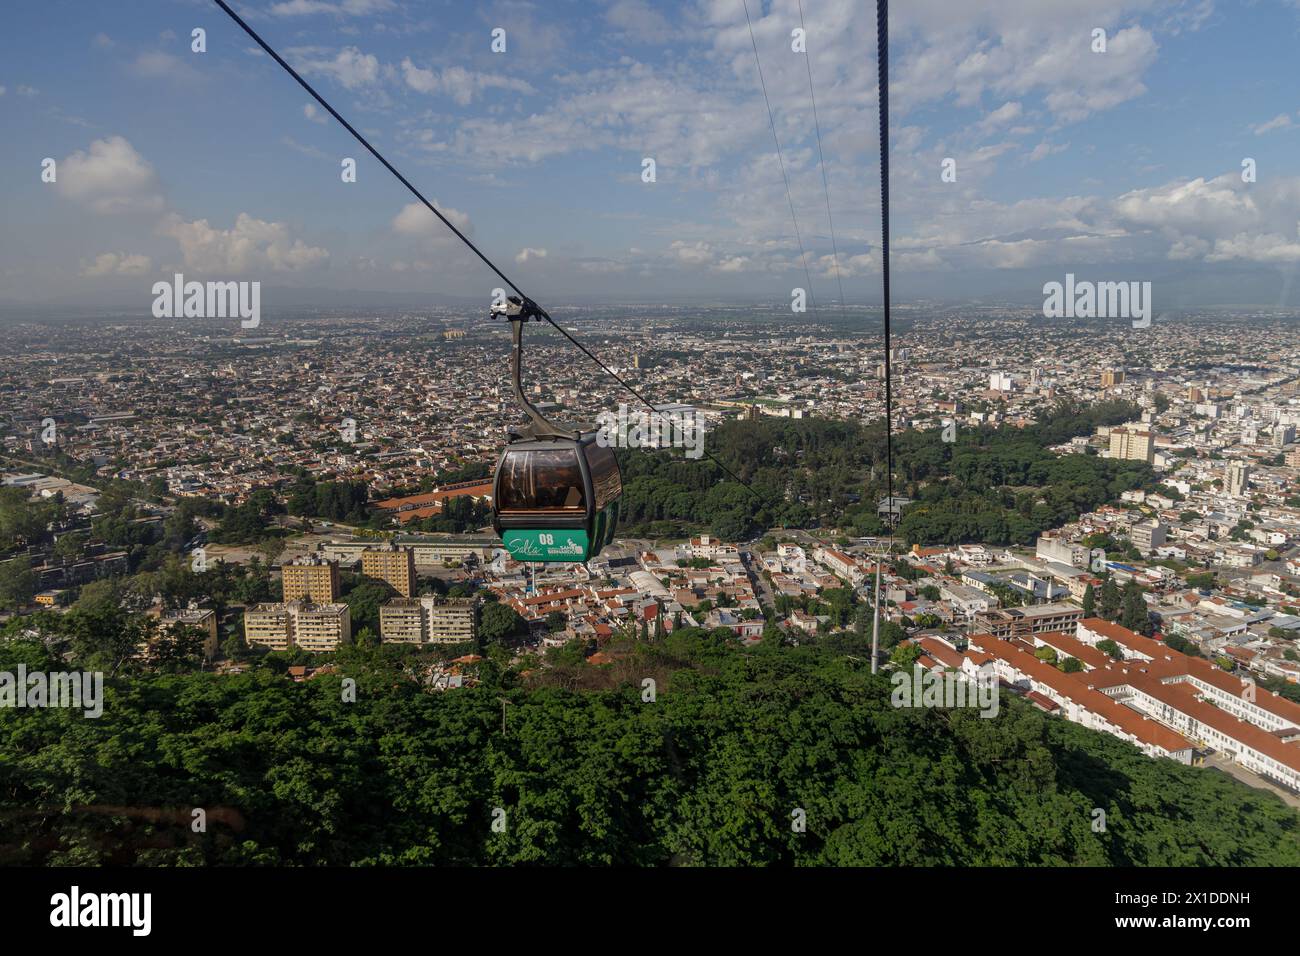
[424,596,478,645]
[292,603,352,653]
[244,604,294,652]
[362,543,416,597]
[244,601,351,653]
[378,595,479,645]
[1227,461,1250,498]
[1274,424,1296,447]
[281,554,340,603]
[1101,369,1125,388]
[1108,425,1155,464]
[379,599,424,644]
[159,606,220,659]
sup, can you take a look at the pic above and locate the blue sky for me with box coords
[3,0,1300,308]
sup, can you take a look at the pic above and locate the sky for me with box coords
[3,0,1300,309]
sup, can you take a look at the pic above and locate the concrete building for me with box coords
[362,543,416,597]
[973,603,1083,640]
[244,604,293,652]
[293,603,352,653]
[244,601,351,653]
[1227,461,1250,498]
[379,598,424,644]
[378,595,479,645]
[1036,535,1089,568]
[1109,425,1155,464]
[1129,521,1168,555]
[281,554,340,603]
[160,605,220,659]
[424,596,478,645]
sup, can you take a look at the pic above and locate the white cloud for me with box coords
[1206,233,1300,263]
[158,212,329,273]
[303,103,327,124]
[391,201,472,237]
[981,100,1023,129]
[92,33,114,49]
[515,247,547,264]
[129,52,195,80]
[605,0,675,42]
[1028,140,1068,162]
[56,136,165,215]
[1249,113,1293,135]
[294,46,380,89]
[80,252,152,277]
[399,59,534,104]
[270,0,394,15]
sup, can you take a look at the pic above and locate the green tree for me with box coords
[480,602,526,647]
[1098,577,1121,620]
[0,556,38,610]
[1120,581,1149,634]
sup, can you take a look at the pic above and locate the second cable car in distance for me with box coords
[490,295,622,563]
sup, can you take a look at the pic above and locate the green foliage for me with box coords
[0,555,38,610]
[1,637,1296,866]
[0,487,64,551]
[1162,634,1203,658]
[1099,577,1121,620]
[1120,581,1151,635]
[341,575,397,637]
[480,602,525,648]
[286,478,370,523]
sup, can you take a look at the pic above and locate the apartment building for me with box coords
[379,598,424,644]
[281,554,340,603]
[1129,520,1167,555]
[1227,461,1250,498]
[377,595,479,645]
[244,601,351,653]
[294,603,352,653]
[160,605,220,659]
[362,543,416,597]
[1109,425,1155,464]
[973,603,1083,640]
[244,604,293,651]
[425,596,478,644]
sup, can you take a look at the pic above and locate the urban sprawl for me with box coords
[3,304,1300,799]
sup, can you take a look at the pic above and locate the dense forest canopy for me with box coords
[618,398,1152,544]
[1,633,1295,866]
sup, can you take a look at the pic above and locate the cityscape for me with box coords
[2,0,1299,932]
[4,307,1300,802]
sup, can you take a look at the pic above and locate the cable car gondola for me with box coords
[490,296,622,563]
